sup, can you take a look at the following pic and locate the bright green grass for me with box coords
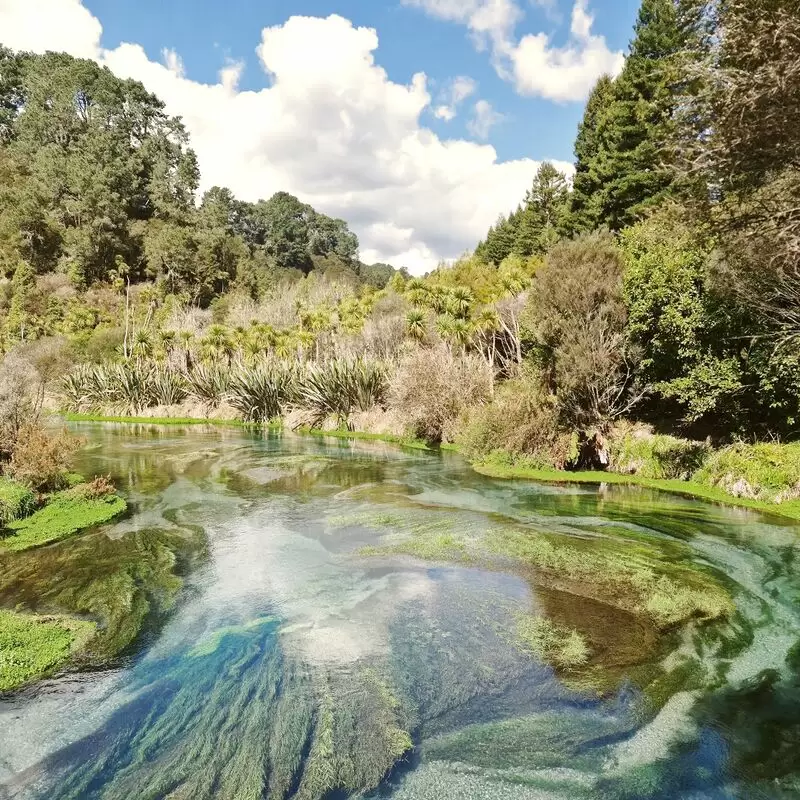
[0,478,37,527]
[60,412,269,428]
[0,608,95,691]
[1,489,127,552]
[473,461,800,522]
[296,426,432,450]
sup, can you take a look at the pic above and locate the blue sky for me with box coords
[82,0,640,164]
[2,0,640,271]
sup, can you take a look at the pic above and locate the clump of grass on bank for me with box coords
[0,478,36,526]
[0,609,95,691]
[695,441,800,503]
[609,425,711,480]
[1,483,127,552]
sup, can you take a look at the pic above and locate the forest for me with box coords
[2,0,800,512]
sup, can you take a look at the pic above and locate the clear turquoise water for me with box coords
[0,423,799,799]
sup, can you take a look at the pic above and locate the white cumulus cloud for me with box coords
[0,0,572,273]
[403,0,623,102]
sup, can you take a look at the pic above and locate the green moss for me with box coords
[0,478,37,526]
[61,411,263,428]
[516,615,591,669]
[0,526,205,665]
[1,486,127,552]
[0,608,95,691]
[297,426,432,450]
[473,459,800,522]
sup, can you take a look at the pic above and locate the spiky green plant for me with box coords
[150,366,189,406]
[298,358,387,427]
[185,364,230,407]
[227,362,301,423]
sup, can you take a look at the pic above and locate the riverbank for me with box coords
[57,412,800,523]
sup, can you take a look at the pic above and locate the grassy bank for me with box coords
[57,412,800,522]
[60,412,257,428]
[473,461,800,522]
[1,485,127,552]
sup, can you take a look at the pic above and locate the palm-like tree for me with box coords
[405,309,427,342]
[449,287,474,319]
[131,330,153,363]
[202,324,233,364]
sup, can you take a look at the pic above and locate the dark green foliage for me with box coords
[571,0,684,231]
[476,162,571,263]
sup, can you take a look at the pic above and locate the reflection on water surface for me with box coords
[1,423,799,799]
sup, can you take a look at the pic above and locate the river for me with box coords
[0,423,798,799]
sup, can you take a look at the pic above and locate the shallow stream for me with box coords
[1,423,799,799]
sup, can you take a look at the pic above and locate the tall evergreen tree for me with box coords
[570,75,615,232]
[573,0,685,231]
[514,162,571,256]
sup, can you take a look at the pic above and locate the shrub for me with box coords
[608,423,712,480]
[150,366,189,406]
[5,423,82,492]
[457,377,575,468]
[186,363,230,407]
[388,347,492,443]
[227,362,300,423]
[298,358,388,428]
[0,478,37,527]
[78,475,117,499]
[525,231,642,428]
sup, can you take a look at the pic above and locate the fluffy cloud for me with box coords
[404,0,623,102]
[510,0,624,101]
[433,75,477,121]
[0,1,572,273]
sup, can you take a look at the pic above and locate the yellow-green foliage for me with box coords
[0,609,95,691]
[0,478,37,526]
[0,485,126,551]
[695,441,800,502]
[609,428,711,480]
[516,616,590,669]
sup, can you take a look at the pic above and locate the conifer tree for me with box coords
[573,0,685,231]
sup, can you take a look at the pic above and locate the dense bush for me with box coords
[457,377,574,469]
[5,423,82,493]
[525,232,642,429]
[389,347,492,443]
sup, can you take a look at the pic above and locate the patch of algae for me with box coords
[0,525,206,668]
[43,622,413,800]
[351,507,733,631]
[0,609,96,691]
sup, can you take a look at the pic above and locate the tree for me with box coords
[573,0,685,231]
[513,163,571,256]
[570,75,615,232]
[5,261,35,346]
[525,232,642,427]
